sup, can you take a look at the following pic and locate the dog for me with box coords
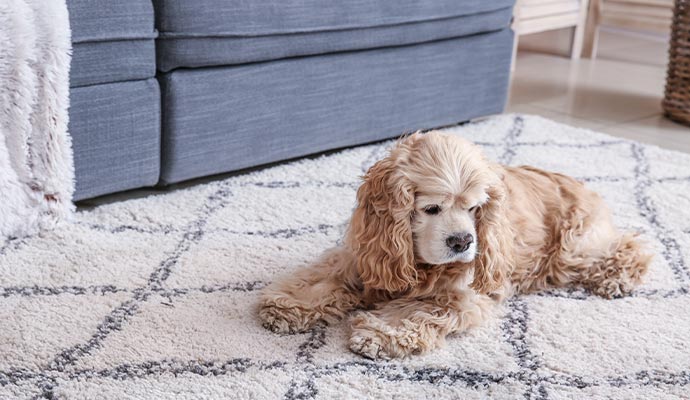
[258,131,651,359]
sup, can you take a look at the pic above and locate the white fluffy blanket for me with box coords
[0,0,73,240]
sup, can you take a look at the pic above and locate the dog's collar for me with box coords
[415,262,434,270]
[416,261,467,271]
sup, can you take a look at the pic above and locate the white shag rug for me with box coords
[2,115,690,400]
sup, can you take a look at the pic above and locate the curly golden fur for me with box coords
[259,132,652,359]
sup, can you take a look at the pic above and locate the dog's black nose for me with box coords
[446,233,474,253]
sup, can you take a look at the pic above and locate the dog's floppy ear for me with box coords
[471,179,514,295]
[347,139,417,293]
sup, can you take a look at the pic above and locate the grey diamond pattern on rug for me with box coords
[1,115,689,399]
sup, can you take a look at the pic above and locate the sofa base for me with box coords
[159,29,513,184]
[71,79,161,200]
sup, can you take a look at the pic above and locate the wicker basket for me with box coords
[663,0,690,125]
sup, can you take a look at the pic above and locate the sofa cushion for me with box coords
[156,8,512,71]
[70,40,156,87]
[158,30,513,184]
[154,0,514,70]
[67,0,155,43]
[66,0,156,87]
[71,79,161,200]
[155,0,513,37]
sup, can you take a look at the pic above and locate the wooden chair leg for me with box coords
[582,0,601,58]
[571,0,590,59]
[511,0,521,72]
[511,29,519,72]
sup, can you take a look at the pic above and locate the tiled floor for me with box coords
[508,29,690,154]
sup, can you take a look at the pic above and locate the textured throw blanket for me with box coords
[0,0,74,240]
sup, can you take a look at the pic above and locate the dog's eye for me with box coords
[424,205,441,215]
[469,205,479,213]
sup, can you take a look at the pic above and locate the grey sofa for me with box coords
[67,0,515,200]
[67,0,160,200]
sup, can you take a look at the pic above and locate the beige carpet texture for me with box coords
[1,115,689,399]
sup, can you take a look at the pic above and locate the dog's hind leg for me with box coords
[555,204,651,298]
[573,232,652,298]
[259,247,362,334]
[514,198,651,298]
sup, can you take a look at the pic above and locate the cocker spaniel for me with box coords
[258,131,651,359]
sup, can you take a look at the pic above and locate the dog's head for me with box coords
[346,132,513,295]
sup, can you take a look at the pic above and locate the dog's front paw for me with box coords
[258,302,316,334]
[349,332,390,360]
[590,277,634,299]
[349,314,426,359]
